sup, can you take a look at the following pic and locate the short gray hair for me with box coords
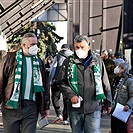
[74,35,90,45]
[119,63,129,76]
[21,32,37,46]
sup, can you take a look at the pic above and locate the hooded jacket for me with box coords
[59,52,112,114]
[111,75,133,109]
[50,49,73,83]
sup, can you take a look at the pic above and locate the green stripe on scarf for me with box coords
[6,49,44,109]
[67,55,79,96]
[32,56,44,92]
[93,64,106,100]
[67,54,106,100]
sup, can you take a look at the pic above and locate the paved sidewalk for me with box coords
[36,107,111,133]
[0,95,111,133]
[0,108,111,133]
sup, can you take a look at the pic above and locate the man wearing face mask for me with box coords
[101,50,116,85]
[101,50,116,116]
[110,63,133,133]
[0,33,50,133]
[58,35,112,133]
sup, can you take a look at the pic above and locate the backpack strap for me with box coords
[111,77,129,108]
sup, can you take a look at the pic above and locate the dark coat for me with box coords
[0,52,50,115]
[59,52,112,114]
[103,58,116,85]
[111,75,133,108]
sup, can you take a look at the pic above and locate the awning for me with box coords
[0,0,55,37]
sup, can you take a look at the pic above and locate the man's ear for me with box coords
[88,45,91,50]
[21,43,26,48]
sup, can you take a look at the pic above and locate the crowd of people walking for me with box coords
[0,32,133,133]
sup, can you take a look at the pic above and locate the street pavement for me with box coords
[36,109,111,133]
[0,93,112,133]
[0,106,111,133]
[0,97,133,132]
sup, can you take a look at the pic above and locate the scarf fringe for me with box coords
[96,94,106,100]
[6,100,18,109]
[34,86,44,92]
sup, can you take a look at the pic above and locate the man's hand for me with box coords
[71,96,79,104]
[42,110,50,118]
[123,105,129,112]
[107,107,112,114]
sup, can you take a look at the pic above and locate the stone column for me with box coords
[102,0,123,52]
[79,0,89,36]
[67,0,73,50]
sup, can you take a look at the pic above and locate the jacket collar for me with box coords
[73,51,98,67]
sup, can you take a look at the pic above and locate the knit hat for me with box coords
[61,44,70,49]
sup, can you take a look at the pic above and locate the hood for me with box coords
[59,49,73,57]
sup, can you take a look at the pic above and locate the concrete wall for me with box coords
[123,0,133,49]
[67,0,123,53]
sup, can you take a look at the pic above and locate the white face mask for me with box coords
[75,49,86,59]
[114,66,120,74]
[28,45,38,55]
[48,60,51,63]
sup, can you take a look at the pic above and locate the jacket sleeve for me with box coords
[99,57,112,106]
[49,56,57,83]
[58,57,78,100]
[0,60,4,103]
[126,78,133,108]
[39,58,50,110]
[0,54,10,103]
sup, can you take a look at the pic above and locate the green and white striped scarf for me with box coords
[67,54,106,100]
[6,49,44,109]
[93,64,106,100]
[67,55,79,96]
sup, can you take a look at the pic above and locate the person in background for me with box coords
[101,50,116,115]
[110,63,133,133]
[101,50,116,85]
[45,56,53,73]
[45,55,53,107]
[50,44,73,125]
[0,45,19,61]
[110,53,115,60]
[9,44,20,52]
[0,33,50,133]
[113,52,125,66]
[58,35,112,133]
